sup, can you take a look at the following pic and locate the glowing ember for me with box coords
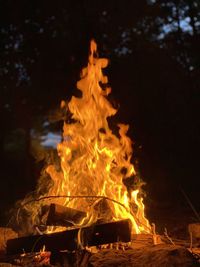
[41,40,150,234]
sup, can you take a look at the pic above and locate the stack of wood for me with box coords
[6,201,132,256]
[7,218,132,255]
[3,204,200,266]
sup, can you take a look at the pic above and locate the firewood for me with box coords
[0,228,18,255]
[93,198,113,224]
[46,203,87,227]
[7,219,131,255]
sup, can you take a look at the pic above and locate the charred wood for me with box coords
[7,219,131,255]
[93,198,113,224]
[46,203,86,227]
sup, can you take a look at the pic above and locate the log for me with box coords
[46,203,87,227]
[7,219,131,255]
[93,198,113,224]
[0,228,18,255]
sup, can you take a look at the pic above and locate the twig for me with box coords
[180,187,200,222]
[164,227,175,246]
[21,195,128,212]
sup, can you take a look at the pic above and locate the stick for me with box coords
[180,187,200,222]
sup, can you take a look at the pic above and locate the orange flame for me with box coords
[45,40,150,234]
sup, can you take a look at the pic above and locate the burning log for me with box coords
[93,198,113,224]
[46,203,87,227]
[7,219,131,255]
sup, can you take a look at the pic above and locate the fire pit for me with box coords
[1,41,199,267]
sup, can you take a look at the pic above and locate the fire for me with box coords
[41,40,150,234]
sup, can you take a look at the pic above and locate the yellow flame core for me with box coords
[46,40,150,234]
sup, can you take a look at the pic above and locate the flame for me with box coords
[44,40,150,234]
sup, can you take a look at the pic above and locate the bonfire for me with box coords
[1,40,199,267]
